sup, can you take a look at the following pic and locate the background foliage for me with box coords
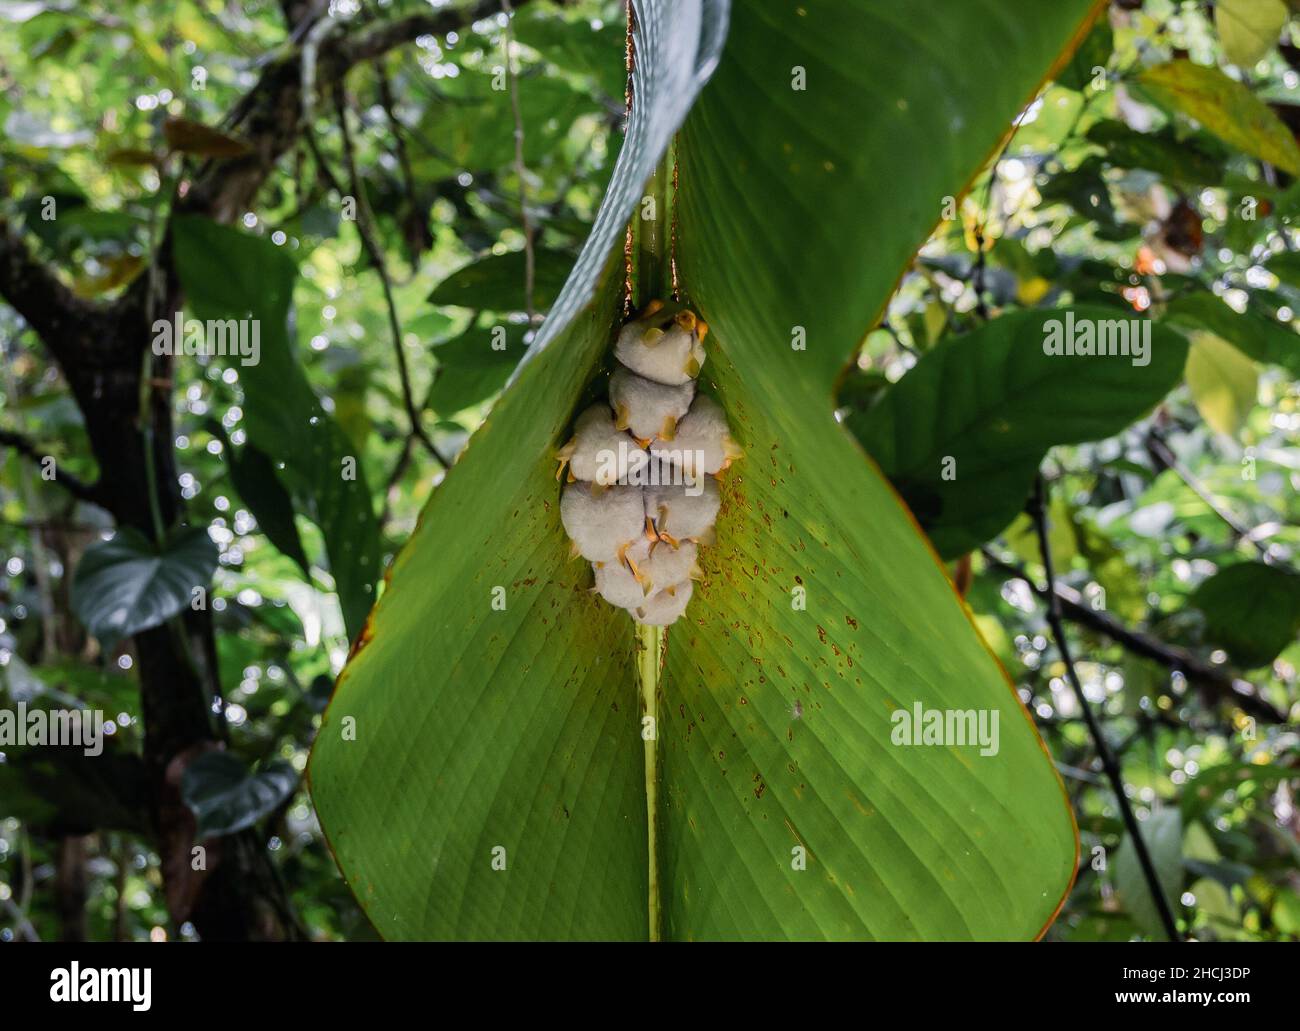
[0,0,1297,941]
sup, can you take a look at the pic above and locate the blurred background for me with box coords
[0,0,1297,941]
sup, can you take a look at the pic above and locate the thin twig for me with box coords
[380,434,416,525]
[324,91,443,466]
[983,551,1286,724]
[0,517,100,533]
[501,0,537,325]
[300,12,343,132]
[373,55,426,278]
[380,349,458,530]
[1145,430,1287,567]
[0,427,103,507]
[1030,474,1182,942]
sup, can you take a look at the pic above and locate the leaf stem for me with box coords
[626,5,676,938]
[635,621,664,941]
[635,147,675,302]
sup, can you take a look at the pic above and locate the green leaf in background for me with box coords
[1085,122,1224,188]
[1113,808,1183,940]
[1074,514,1148,623]
[1180,760,1296,823]
[512,5,626,99]
[1191,562,1300,668]
[1184,331,1258,437]
[1165,292,1300,377]
[1273,889,1300,935]
[427,248,575,313]
[1039,157,1123,233]
[849,308,1188,560]
[413,75,599,179]
[332,362,372,454]
[71,526,217,648]
[0,746,150,836]
[1004,496,1079,573]
[1138,60,1300,176]
[427,324,527,415]
[1265,249,1300,290]
[227,440,311,578]
[172,215,380,641]
[311,0,1098,941]
[181,751,298,838]
[1215,0,1288,69]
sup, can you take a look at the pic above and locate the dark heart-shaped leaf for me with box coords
[181,751,299,838]
[71,526,217,648]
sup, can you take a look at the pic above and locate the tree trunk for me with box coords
[64,292,304,940]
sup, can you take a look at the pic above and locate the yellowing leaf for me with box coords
[163,117,252,159]
[74,255,145,297]
[1004,495,1077,572]
[922,299,948,345]
[1139,60,1300,175]
[1215,0,1288,69]
[1192,877,1241,930]
[1018,275,1052,305]
[104,147,160,168]
[962,201,999,252]
[1185,332,1258,436]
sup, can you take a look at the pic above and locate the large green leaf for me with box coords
[311,0,1097,941]
[848,307,1188,560]
[172,215,380,640]
[71,526,217,648]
